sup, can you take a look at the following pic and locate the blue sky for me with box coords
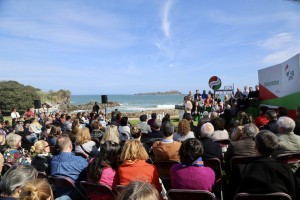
[0,0,299,95]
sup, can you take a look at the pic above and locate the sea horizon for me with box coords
[71,94,185,113]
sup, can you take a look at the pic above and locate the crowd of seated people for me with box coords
[0,88,299,200]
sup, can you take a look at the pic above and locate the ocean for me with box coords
[71,94,185,113]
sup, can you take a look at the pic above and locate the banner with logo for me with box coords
[258,53,300,115]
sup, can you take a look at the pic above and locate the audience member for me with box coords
[118,117,131,142]
[30,140,52,174]
[148,119,163,139]
[50,135,88,183]
[260,109,279,134]
[147,113,157,130]
[211,117,229,141]
[198,111,210,127]
[254,106,269,128]
[173,119,195,141]
[225,123,258,167]
[75,127,98,157]
[170,138,215,191]
[277,106,288,117]
[87,141,121,190]
[19,179,54,200]
[152,121,181,162]
[199,122,222,161]
[0,165,38,199]
[0,134,7,154]
[116,181,160,200]
[294,106,300,136]
[131,126,150,153]
[63,115,73,132]
[231,112,252,141]
[273,117,300,160]
[4,133,31,165]
[118,140,162,192]
[0,153,4,175]
[138,114,152,134]
[47,125,62,146]
[90,120,105,139]
[161,113,171,124]
[100,125,120,144]
[225,130,299,200]
[183,113,197,134]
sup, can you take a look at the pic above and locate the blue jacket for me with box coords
[50,152,88,182]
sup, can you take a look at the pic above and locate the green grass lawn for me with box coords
[129,117,198,128]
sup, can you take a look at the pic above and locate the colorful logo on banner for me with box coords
[285,64,294,81]
[208,76,222,91]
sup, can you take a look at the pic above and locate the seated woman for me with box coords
[91,120,105,139]
[30,140,52,174]
[4,133,31,165]
[47,125,62,146]
[101,125,120,145]
[118,140,162,193]
[20,178,54,200]
[87,141,121,190]
[118,117,131,142]
[75,127,98,157]
[0,165,38,199]
[130,126,150,153]
[171,138,215,191]
[173,119,195,141]
[211,117,229,141]
[117,181,160,200]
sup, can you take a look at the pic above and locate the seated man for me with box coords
[152,121,181,162]
[148,119,164,139]
[225,123,258,163]
[225,130,299,200]
[199,122,222,161]
[273,116,300,156]
[260,109,278,134]
[51,135,88,183]
[137,114,152,134]
[273,116,300,172]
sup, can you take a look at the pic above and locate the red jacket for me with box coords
[255,115,269,128]
[118,160,162,192]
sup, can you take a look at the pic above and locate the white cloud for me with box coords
[261,32,294,50]
[260,32,300,65]
[161,0,172,38]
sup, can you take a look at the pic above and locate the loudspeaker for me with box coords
[101,95,108,104]
[34,100,42,109]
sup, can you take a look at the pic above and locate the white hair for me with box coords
[201,122,214,138]
[277,116,295,134]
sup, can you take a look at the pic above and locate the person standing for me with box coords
[11,107,20,128]
[93,102,100,114]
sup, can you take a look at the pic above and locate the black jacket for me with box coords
[225,157,299,200]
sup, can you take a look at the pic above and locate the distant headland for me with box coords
[134,90,182,95]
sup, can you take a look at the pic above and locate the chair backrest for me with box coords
[203,158,222,182]
[80,181,115,200]
[234,192,292,200]
[48,176,86,200]
[168,189,216,200]
[1,163,12,176]
[231,155,258,166]
[276,152,300,164]
[153,160,180,180]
